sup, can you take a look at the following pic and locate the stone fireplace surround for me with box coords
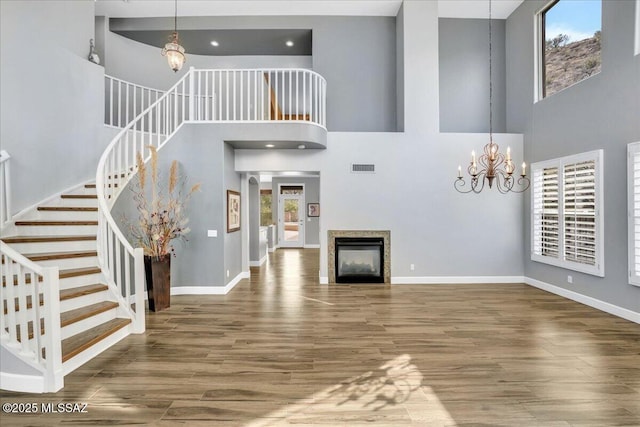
[328,230,391,284]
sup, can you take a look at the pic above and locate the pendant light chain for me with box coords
[489,0,493,143]
[174,0,178,33]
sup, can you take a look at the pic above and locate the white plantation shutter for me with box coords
[533,166,559,258]
[563,160,597,266]
[531,150,603,277]
[628,142,640,286]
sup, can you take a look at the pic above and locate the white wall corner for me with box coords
[319,276,329,285]
[249,254,268,267]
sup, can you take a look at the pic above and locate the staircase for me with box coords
[1,183,133,389]
[2,68,327,393]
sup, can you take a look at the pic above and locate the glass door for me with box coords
[278,193,305,248]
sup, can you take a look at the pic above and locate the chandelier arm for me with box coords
[454,178,476,194]
[506,175,531,193]
[494,170,514,194]
[471,172,486,193]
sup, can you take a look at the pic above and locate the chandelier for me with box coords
[454,0,530,194]
[161,0,186,72]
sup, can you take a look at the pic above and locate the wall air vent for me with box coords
[351,164,376,173]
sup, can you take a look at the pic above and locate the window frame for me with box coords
[531,149,604,277]
[535,0,602,101]
[628,142,640,286]
[259,189,273,227]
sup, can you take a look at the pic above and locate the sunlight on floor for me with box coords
[244,354,456,426]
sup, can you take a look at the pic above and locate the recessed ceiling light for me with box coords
[210,40,219,47]
[286,40,294,47]
[265,144,275,148]
[298,144,306,149]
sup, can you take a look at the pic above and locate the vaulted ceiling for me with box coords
[96,0,525,20]
[99,0,524,57]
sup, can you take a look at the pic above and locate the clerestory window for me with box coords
[537,0,602,99]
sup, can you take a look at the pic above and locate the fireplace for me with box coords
[335,237,384,283]
[328,230,390,284]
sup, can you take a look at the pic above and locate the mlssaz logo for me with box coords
[41,403,89,413]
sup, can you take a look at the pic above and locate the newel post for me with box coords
[133,247,146,333]
[42,266,63,392]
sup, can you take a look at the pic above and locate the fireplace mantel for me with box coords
[328,230,390,284]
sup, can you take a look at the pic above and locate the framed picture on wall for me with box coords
[307,203,320,217]
[227,190,241,232]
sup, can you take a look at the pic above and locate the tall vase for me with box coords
[144,255,171,312]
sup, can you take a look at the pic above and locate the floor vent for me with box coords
[351,164,375,173]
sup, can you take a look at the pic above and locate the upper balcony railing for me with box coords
[104,68,326,130]
[105,76,164,128]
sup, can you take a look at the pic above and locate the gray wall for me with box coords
[271,177,320,246]
[396,4,405,132]
[439,18,506,133]
[236,1,525,282]
[249,177,261,262]
[103,15,397,132]
[507,0,640,311]
[0,0,107,214]
[223,143,243,281]
[112,125,227,288]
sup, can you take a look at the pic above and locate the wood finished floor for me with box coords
[2,248,639,426]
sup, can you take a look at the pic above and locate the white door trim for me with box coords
[277,183,305,248]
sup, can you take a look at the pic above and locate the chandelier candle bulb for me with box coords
[507,146,511,161]
[522,162,526,176]
[458,165,462,179]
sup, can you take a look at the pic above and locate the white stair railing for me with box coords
[105,75,164,128]
[97,68,326,335]
[1,241,63,392]
[0,150,11,228]
[97,71,194,335]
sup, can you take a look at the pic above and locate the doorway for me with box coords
[278,184,305,248]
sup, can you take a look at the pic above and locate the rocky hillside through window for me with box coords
[545,31,601,97]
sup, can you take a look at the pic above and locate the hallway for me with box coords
[2,248,639,425]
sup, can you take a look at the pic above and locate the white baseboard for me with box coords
[304,244,320,249]
[525,277,640,324]
[249,254,268,267]
[392,276,525,284]
[268,247,276,253]
[0,372,47,394]
[171,272,250,296]
[319,276,524,285]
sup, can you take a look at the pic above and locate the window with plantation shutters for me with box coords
[628,142,640,286]
[531,150,604,277]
